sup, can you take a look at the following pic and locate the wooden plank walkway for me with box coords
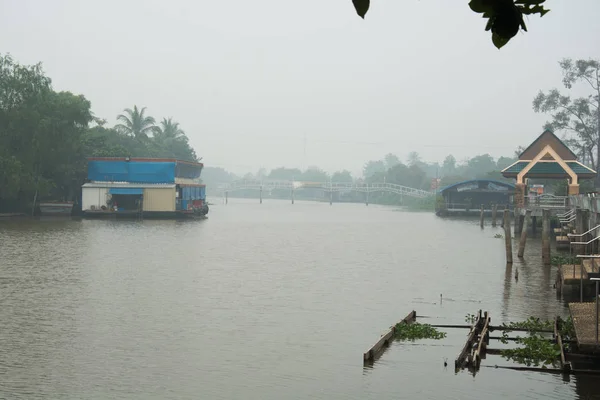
[455,310,484,370]
[556,235,570,249]
[559,264,589,284]
[569,302,600,351]
[363,311,416,363]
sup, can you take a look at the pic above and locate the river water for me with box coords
[0,199,596,399]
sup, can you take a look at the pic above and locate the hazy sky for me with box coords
[1,0,599,177]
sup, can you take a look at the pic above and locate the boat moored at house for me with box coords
[81,157,208,219]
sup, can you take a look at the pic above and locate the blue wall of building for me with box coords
[181,185,206,200]
[88,161,177,183]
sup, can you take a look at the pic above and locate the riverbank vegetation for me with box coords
[499,317,575,367]
[0,54,198,213]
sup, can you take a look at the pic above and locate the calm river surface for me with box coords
[0,199,597,399]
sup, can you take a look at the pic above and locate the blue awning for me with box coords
[109,188,143,195]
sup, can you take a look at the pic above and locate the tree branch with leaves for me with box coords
[351,0,550,49]
[533,58,600,184]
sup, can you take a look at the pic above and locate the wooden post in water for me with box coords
[504,209,513,264]
[330,189,333,206]
[480,205,484,228]
[542,209,551,265]
[260,186,263,204]
[225,191,228,205]
[366,185,369,206]
[514,208,521,236]
[291,186,294,205]
[491,204,497,227]
[518,210,532,258]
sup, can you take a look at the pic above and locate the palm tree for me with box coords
[115,105,156,139]
[154,117,186,142]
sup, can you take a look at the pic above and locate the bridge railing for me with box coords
[215,180,434,199]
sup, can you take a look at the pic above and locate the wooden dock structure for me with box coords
[454,310,491,371]
[569,302,600,352]
[556,258,600,296]
[556,235,571,250]
[363,310,416,363]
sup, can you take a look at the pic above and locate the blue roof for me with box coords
[438,179,515,194]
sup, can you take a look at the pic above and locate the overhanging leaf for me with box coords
[352,0,369,19]
[492,32,510,49]
[469,0,494,14]
[485,17,494,31]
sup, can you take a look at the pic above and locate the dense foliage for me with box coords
[393,322,446,341]
[498,317,575,367]
[0,54,198,213]
[533,58,600,186]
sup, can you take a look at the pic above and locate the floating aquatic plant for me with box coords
[393,323,446,341]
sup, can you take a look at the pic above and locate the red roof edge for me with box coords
[87,157,203,167]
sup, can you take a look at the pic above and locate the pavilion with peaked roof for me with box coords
[501,130,596,206]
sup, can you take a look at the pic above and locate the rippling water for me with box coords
[0,199,595,399]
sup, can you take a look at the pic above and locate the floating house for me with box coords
[81,157,208,218]
[436,179,515,216]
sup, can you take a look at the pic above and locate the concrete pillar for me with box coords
[515,183,526,208]
[568,184,580,196]
[542,209,551,265]
[518,210,532,258]
[480,204,484,228]
[504,210,513,264]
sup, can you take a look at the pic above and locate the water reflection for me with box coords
[0,202,591,399]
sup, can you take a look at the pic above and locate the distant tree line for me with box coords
[0,54,198,213]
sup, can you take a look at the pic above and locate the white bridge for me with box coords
[215,179,433,199]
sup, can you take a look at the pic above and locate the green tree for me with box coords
[496,156,516,170]
[384,153,400,170]
[387,163,428,189]
[533,59,599,183]
[363,160,386,179]
[115,105,156,139]
[351,0,550,49]
[332,170,353,182]
[407,151,422,167]
[154,117,185,142]
[466,154,496,178]
[269,167,303,180]
[442,155,457,176]
[0,54,93,209]
[302,167,329,182]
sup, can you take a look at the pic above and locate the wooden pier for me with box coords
[569,302,600,352]
[363,311,416,363]
[454,310,491,371]
[556,235,571,250]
